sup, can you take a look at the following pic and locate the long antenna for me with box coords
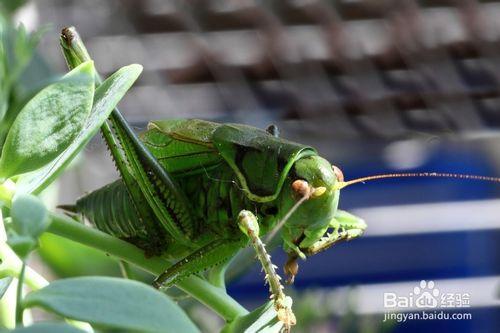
[265,194,309,243]
[333,172,500,190]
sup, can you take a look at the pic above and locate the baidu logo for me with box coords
[384,280,470,309]
[414,280,440,308]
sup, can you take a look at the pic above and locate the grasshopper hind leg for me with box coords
[153,238,243,289]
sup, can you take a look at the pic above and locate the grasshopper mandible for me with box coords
[59,27,500,331]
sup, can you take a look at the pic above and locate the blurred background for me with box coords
[3,0,500,332]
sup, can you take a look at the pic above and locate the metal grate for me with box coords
[31,0,500,140]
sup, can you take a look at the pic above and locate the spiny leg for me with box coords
[102,114,196,246]
[153,239,242,289]
[285,210,366,284]
[100,125,165,247]
[60,26,195,247]
[237,210,296,332]
[305,210,366,256]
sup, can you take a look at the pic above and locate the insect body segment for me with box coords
[76,179,161,252]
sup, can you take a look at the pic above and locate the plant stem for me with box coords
[15,261,25,325]
[47,212,248,321]
[0,242,48,290]
[0,207,48,291]
[0,279,17,329]
[0,207,45,328]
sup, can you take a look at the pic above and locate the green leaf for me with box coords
[23,277,199,333]
[0,61,95,180]
[0,1,28,15]
[8,194,49,257]
[221,301,282,333]
[6,235,36,259]
[4,322,86,333]
[16,64,143,194]
[10,195,48,237]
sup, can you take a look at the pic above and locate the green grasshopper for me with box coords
[59,27,500,331]
[71,116,368,328]
[60,29,367,329]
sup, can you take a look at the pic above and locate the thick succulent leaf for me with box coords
[0,61,95,180]
[3,322,86,333]
[23,277,199,333]
[10,194,48,237]
[16,64,142,194]
[8,194,49,257]
[221,301,282,333]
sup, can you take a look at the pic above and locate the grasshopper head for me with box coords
[276,158,500,283]
[278,156,366,260]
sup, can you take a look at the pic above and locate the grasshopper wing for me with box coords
[142,119,223,176]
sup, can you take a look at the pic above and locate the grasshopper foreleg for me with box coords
[285,210,366,284]
[305,210,366,256]
[237,210,296,332]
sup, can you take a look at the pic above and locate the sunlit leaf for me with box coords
[24,277,199,333]
[4,322,86,333]
[16,64,142,194]
[0,61,95,180]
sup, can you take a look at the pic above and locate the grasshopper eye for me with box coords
[332,165,344,182]
[291,180,311,198]
[292,179,326,198]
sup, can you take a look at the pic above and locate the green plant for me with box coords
[0,23,205,332]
